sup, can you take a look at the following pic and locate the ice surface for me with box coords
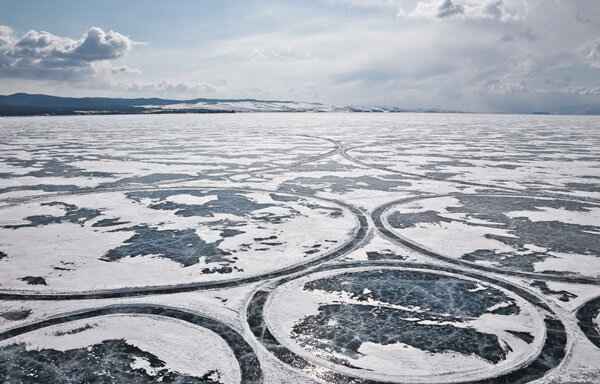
[0,189,356,292]
[384,195,600,277]
[0,113,599,383]
[264,267,545,382]
[0,315,241,383]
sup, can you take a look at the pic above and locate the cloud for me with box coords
[486,79,529,94]
[0,1,598,113]
[500,28,535,43]
[126,80,225,96]
[584,38,600,68]
[409,0,531,21]
[327,0,400,8]
[110,65,140,74]
[0,25,15,47]
[247,43,320,62]
[575,13,592,24]
[65,27,132,61]
[0,26,15,67]
[0,25,134,80]
[561,86,600,96]
[437,0,464,18]
[249,45,296,61]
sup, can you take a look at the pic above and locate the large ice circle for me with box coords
[381,194,600,278]
[0,188,358,293]
[576,296,600,350]
[263,267,546,383]
[0,312,243,383]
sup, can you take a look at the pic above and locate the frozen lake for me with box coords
[0,113,599,383]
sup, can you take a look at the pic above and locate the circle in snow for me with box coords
[251,265,561,383]
[0,188,359,294]
[576,296,600,350]
[380,194,600,279]
[0,305,262,383]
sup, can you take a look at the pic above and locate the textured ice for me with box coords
[384,195,600,277]
[0,341,224,383]
[0,188,356,292]
[265,267,545,382]
[0,113,599,383]
[0,314,242,383]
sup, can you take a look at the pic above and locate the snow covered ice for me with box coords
[0,113,599,383]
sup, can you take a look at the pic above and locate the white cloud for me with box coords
[249,45,296,61]
[584,38,600,68]
[66,27,132,61]
[326,0,403,9]
[561,86,600,96]
[126,80,225,96]
[486,79,529,94]
[409,0,532,21]
[0,0,598,113]
[110,65,141,74]
[0,25,134,80]
[0,25,16,47]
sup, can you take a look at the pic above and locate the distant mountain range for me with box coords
[0,93,464,116]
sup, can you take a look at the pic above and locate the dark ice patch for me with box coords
[419,160,474,170]
[103,225,232,268]
[304,244,321,255]
[395,195,600,273]
[482,218,600,257]
[53,324,95,336]
[220,229,245,238]
[506,330,535,344]
[462,250,548,273]
[0,340,224,383]
[294,271,521,365]
[0,184,82,196]
[254,235,278,241]
[99,173,192,188]
[303,270,520,318]
[20,276,47,285]
[202,265,243,274]
[530,281,577,302]
[277,184,318,196]
[387,210,452,229]
[302,203,343,218]
[451,195,596,215]
[269,193,299,202]
[0,309,31,321]
[92,218,130,227]
[278,175,411,195]
[366,250,407,261]
[292,304,510,366]
[493,164,519,170]
[4,202,102,229]
[127,190,274,218]
[425,171,459,180]
[564,182,599,193]
[3,157,116,179]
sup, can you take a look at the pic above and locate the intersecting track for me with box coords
[372,194,600,286]
[340,145,600,204]
[2,119,598,384]
[340,145,526,192]
[0,304,263,382]
[576,296,600,349]
[0,186,368,301]
[246,261,567,384]
[0,135,342,207]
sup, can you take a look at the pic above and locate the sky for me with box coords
[1,0,599,113]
